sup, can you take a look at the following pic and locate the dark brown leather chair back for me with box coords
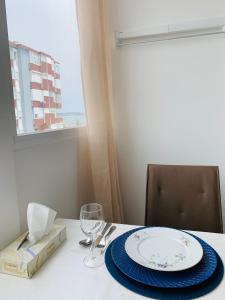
[145,164,223,233]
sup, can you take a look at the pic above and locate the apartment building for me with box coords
[10,42,63,134]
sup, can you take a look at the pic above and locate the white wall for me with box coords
[14,133,81,232]
[0,0,82,248]
[109,0,225,225]
[0,0,21,249]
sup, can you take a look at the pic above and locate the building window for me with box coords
[30,51,41,66]
[32,89,44,102]
[5,0,86,136]
[33,108,44,119]
[31,72,42,84]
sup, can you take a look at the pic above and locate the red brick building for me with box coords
[10,42,63,134]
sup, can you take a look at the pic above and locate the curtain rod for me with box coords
[116,17,225,47]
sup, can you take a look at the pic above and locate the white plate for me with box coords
[125,227,203,272]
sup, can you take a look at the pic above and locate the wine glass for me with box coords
[80,203,104,267]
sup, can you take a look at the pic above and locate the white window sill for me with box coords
[13,126,86,151]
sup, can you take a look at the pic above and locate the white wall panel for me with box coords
[109,0,225,226]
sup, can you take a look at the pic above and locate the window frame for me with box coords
[13,126,85,150]
[1,0,85,147]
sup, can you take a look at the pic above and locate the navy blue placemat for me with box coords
[105,242,224,300]
[111,228,217,288]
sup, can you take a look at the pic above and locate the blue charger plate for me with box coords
[105,242,224,300]
[111,228,217,288]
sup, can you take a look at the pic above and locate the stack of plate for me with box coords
[105,227,224,299]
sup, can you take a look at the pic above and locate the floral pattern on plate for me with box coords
[125,227,203,271]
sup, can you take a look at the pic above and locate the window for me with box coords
[55,79,61,89]
[32,90,43,102]
[30,51,41,66]
[54,63,60,74]
[31,72,42,84]
[5,0,85,136]
[33,108,44,119]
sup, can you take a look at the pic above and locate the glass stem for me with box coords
[90,235,95,259]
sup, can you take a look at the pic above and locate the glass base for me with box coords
[83,252,104,268]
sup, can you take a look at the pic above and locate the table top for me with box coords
[0,219,225,300]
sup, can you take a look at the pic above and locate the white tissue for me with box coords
[27,203,57,244]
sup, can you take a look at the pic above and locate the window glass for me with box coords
[30,51,41,65]
[33,108,44,119]
[32,90,43,102]
[31,72,42,84]
[5,0,85,135]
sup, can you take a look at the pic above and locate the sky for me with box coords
[5,0,84,114]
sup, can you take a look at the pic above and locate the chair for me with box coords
[145,164,223,233]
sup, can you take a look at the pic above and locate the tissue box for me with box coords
[0,223,66,278]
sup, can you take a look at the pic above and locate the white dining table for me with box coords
[0,219,225,300]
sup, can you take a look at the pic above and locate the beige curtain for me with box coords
[76,0,124,223]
